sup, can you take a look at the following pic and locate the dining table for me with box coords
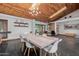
[24,33,59,56]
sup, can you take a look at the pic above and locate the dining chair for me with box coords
[24,36,37,56]
[19,34,25,52]
[44,39,62,56]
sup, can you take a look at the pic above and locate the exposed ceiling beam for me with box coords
[49,6,67,19]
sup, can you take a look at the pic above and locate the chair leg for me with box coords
[51,53,54,56]
[28,48,30,56]
[55,52,58,56]
[0,39,2,44]
[40,49,42,56]
[45,52,47,56]
[33,47,37,56]
[21,43,24,52]
[24,48,27,56]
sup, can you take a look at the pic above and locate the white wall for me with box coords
[0,13,48,40]
[58,20,79,35]
[58,9,79,21]
[55,9,79,35]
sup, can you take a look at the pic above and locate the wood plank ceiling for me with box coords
[0,3,79,22]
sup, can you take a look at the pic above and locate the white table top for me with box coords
[25,34,59,49]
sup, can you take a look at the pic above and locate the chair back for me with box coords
[49,39,62,53]
[25,34,34,48]
[19,34,25,42]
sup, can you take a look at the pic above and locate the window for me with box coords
[35,24,46,35]
[0,20,8,38]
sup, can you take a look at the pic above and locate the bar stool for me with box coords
[44,39,62,56]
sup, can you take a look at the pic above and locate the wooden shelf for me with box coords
[14,25,28,27]
[14,22,28,24]
[14,21,28,27]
